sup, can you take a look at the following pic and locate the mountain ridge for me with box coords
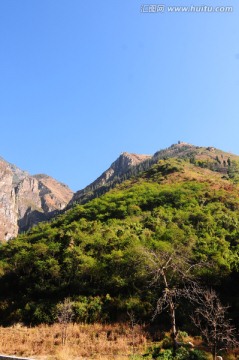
[1,142,239,240]
[69,142,239,207]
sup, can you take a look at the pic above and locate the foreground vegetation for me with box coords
[0,323,237,360]
[0,322,147,359]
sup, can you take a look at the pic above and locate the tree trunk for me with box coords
[169,299,178,354]
[213,344,217,360]
[161,268,178,354]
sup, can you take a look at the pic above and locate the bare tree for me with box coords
[143,247,202,354]
[142,246,238,359]
[57,298,74,345]
[189,287,238,360]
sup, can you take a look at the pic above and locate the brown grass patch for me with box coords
[0,323,148,360]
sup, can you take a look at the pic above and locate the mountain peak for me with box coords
[70,152,152,205]
[115,152,151,172]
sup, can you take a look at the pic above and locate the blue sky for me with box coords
[0,0,239,191]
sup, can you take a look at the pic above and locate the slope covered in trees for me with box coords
[70,143,239,206]
[0,158,238,332]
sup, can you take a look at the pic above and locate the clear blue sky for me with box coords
[0,0,238,191]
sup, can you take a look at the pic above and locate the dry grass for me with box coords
[0,323,148,360]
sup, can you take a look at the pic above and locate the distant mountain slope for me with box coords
[69,142,239,207]
[69,152,151,205]
[152,142,238,166]
[1,142,239,240]
[33,174,73,213]
[0,158,73,240]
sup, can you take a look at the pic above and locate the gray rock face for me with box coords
[0,158,73,241]
[103,152,152,184]
[0,160,18,240]
[70,152,152,205]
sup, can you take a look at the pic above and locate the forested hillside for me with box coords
[69,142,239,206]
[0,155,238,335]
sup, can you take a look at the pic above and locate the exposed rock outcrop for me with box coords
[0,160,18,240]
[70,152,151,205]
[0,158,73,241]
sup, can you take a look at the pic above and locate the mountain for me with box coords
[152,141,238,166]
[0,145,239,325]
[69,142,239,207]
[1,142,239,241]
[69,151,151,205]
[0,158,73,241]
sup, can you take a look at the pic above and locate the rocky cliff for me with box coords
[0,158,73,241]
[70,152,152,205]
